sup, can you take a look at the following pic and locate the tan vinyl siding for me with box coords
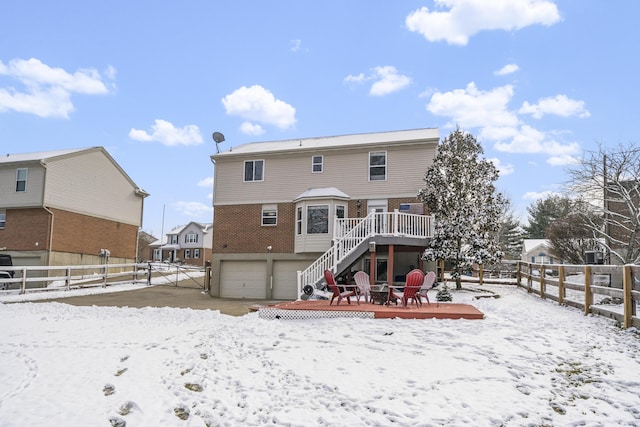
[214,142,436,206]
[0,163,45,207]
[43,150,143,226]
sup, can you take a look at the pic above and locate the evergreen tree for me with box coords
[418,128,506,289]
[524,195,573,239]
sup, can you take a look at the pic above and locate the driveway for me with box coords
[32,283,285,316]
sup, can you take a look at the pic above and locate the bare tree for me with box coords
[568,143,640,264]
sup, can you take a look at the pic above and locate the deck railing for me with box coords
[297,210,434,297]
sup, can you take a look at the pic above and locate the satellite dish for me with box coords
[212,132,225,153]
[212,132,225,143]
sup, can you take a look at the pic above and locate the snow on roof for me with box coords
[294,187,350,201]
[0,147,95,164]
[212,128,439,158]
[522,239,550,253]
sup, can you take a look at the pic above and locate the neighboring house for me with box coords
[209,128,440,300]
[521,239,557,264]
[137,230,157,262]
[0,147,148,267]
[149,222,213,267]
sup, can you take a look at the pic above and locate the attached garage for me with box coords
[220,260,267,299]
[272,260,311,300]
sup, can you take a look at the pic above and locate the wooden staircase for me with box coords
[297,210,434,298]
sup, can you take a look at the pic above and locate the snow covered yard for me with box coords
[1,284,640,426]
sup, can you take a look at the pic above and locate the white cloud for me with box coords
[290,39,308,53]
[406,0,561,46]
[427,82,518,129]
[344,66,412,96]
[128,119,203,146]
[172,201,213,219]
[344,73,367,84]
[546,154,580,166]
[426,81,584,160]
[494,63,519,76]
[369,66,412,96]
[222,85,296,132]
[522,190,561,201]
[519,94,590,119]
[0,57,113,118]
[493,125,581,157]
[488,157,515,176]
[197,177,213,187]
[240,121,265,136]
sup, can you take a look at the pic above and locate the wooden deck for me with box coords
[256,299,484,320]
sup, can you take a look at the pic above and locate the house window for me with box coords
[312,155,323,173]
[0,209,5,228]
[262,205,277,226]
[170,235,178,244]
[184,249,191,259]
[244,160,264,182]
[336,205,345,219]
[194,249,200,259]
[307,205,328,234]
[369,151,386,181]
[153,248,161,260]
[296,207,302,235]
[16,168,28,192]
[185,232,198,243]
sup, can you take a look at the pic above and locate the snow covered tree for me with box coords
[567,143,640,264]
[495,199,526,260]
[418,128,506,289]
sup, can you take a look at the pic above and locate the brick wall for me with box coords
[213,198,425,254]
[213,203,295,253]
[0,208,51,250]
[50,208,137,259]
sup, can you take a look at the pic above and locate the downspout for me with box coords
[40,160,54,265]
[42,206,54,265]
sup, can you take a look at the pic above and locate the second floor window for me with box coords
[16,168,28,192]
[170,235,178,244]
[312,155,323,173]
[369,151,386,181]
[244,160,264,182]
[185,233,198,243]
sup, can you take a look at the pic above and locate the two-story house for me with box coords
[0,147,148,267]
[209,128,439,300]
[149,222,213,267]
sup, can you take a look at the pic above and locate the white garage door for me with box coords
[220,261,266,299]
[272,260,311,300]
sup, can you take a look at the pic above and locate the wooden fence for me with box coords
[515,262,640,329]
[0,262,205,295]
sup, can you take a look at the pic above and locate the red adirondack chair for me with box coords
[324,270,359,305]
[389,269,424,308]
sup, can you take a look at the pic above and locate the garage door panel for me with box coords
[272,260,311,300]
[220,261,266,299]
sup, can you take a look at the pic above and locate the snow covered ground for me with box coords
[1,284,640,426]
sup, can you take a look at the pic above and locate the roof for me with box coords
[211,128,439,159]
[0,146,149,197]
[294,187,351,201]
[0,147,92,164]
[522,239,550,253]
